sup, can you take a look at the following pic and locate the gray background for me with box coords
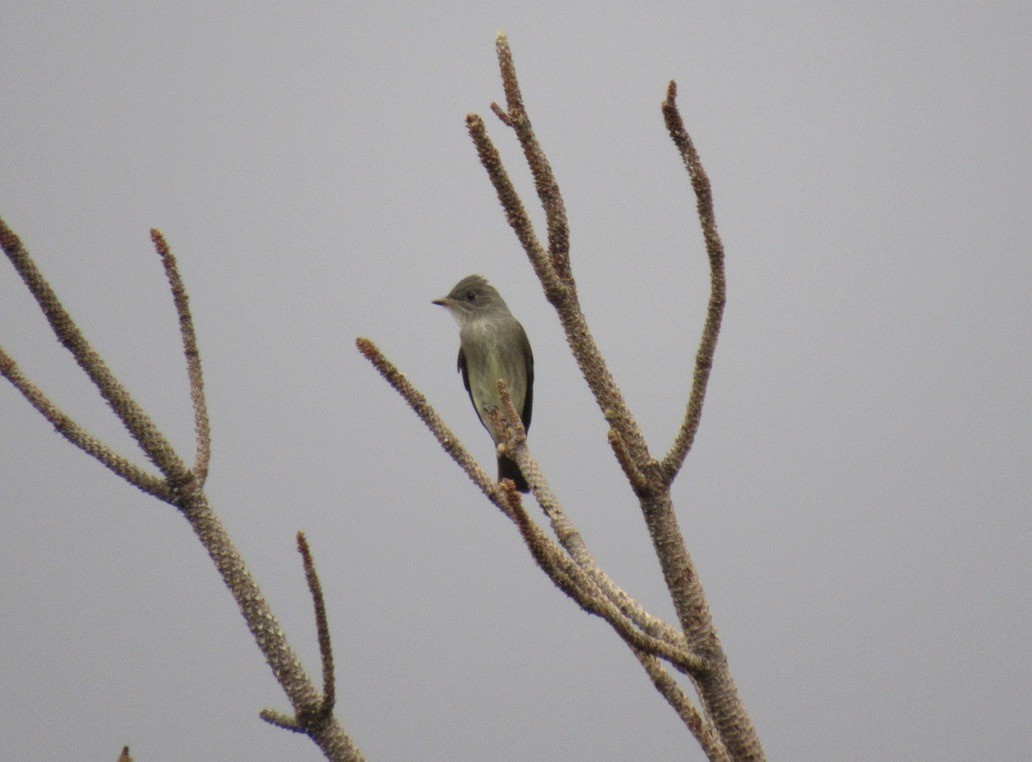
[2,3,1029,760]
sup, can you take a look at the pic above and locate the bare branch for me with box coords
[658,82,727,485]
[469,51,655,478]
[465,114,560,294]
[2,218,365,760]
[0,345,171,501]
[492,31,571,281]
[466,42,765,760]
[355,337,506,512]
[502,484,705,673]
[297,531,335,720]
[259,532,339,736]
[608,427,651,497]
[489,101,514,128]
[0,217,189,485]
[151,229,211,486]
[260,708,305,732]
[359,349,699,670]
[184,492,364,760]
[492,385,690,654]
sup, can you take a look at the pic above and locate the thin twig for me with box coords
[151,229,211,486]
[260,709,305,732]
[0,217,188,485]
[0,345,171,501]
[355,337,505,512]
[297,531,335,720]
[465,114,559,294]
[658,82,726,485]
[493,32,571,281]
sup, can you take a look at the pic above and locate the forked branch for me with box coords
[358,340,699,668]
[0,218,363,761]
[0,220,187,485]
[363,33,764,760]
[466,42,653,472]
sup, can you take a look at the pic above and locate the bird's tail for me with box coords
[498,454,530,493]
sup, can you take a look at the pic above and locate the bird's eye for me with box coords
[465,291,477,301]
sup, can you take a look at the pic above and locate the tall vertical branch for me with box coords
[461,34,765,760]
[152,228,212,486]
[492,36,571,282]
[468,32,654,472]
[659,82,727,484]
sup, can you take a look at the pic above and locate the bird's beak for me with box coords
[432,297,450,307]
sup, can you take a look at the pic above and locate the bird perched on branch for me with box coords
[434,274,534,492]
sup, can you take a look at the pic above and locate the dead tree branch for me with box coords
[658,81,727,485]
[361,33,764,760]
[0,218,363,762]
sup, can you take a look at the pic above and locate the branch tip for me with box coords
[490,102,514,127]
[0,215,21,251]
[296,531,335,718]
[259,708,304,732]
[355,337,379,359]
[150,227,169,256]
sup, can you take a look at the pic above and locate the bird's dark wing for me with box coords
[520,327,534,432]
[458,345,488,432]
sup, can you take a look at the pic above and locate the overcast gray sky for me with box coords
[2,3,1029,760]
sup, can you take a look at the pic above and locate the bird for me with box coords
[433,274,534,492]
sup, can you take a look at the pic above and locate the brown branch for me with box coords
[355,337,506,513]
[298,531,335,720]
[260,708,304,732]
[260,532,339,734]
[2,219,364,761]
[658,81,727,485]
[0,345,171,500]
[0,217,189,485]
[492,32,571,281]
[151,229,211,486]
[469,42,655,480]
[502,484,704,673]
[467,42,765,760]
[608,427,651,497]
[465,114,559,295]
[494,381,684,649]
[358,348,699,671]
[185,492,363,760]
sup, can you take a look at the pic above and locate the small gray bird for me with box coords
[434,274,534,492]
